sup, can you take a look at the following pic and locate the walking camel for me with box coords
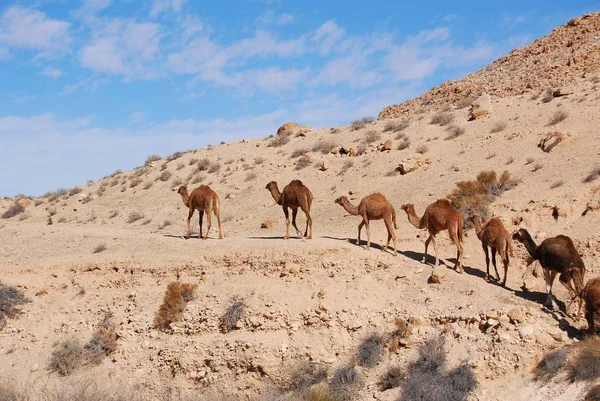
[335,193,398,255]
[581,277,600,334]
[265,180,313,239]
[176,184,223,240]
[400,199,464,273]
[512,228,585,314]
[469,215,513,285]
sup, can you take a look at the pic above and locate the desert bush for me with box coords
[584,167,600,183]
[208,163,221,174]
[160,162,167,171]
[153,282,198,331]
[34,199,43,206]
[456,95,475,109]
[430,111,454,126]
[145,154,161,166]
[329,365,361,401]
[159,220,172,229]
[416,144,429,154]
[291,148,308,158]
[550,180,564,189]
[388,317,412,352]
[68,187,83,196]
[167,151,184,162]
[129,177,142,188]
[548,110,568,125]
[268,134,291,148]
[531,162,543,172]
[197,158,211,172]
[445,125,465,140]
[351,116,374,131]
[586,384,600,401]
[254,157,265,165]
[93,244,107,254]
[295,158,312,170]
[141,218,151,225]
[490,121,507,133]
[286,362,328,393]
[379,366,404,390]
[191,174,205,184]
[96,183,107,196]
[533,347,567,382]
[220,296,245,333]
[245,172,258,181]
[384,119,410,132]
[356,333,384,368]
[397,134,410,150]
[363,130,381,144]
[126,211,144,224]
[189,157,199,166]
[1,203,24,219]
[0,282,27,330]
[159,171,172,182]
[85,313,118,365]
[486,153,496,160]
[568,337,600,382]
[49,338,86,376]
[448,170,519,228]
[143,181,153,190]
[312,140,338,154]
[108,210,118,219]
[338,160,354,175]
[172,177,183,187]
[541,90,554,103]
[176,162,185,171]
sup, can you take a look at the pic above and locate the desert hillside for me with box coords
[1,12,600,401]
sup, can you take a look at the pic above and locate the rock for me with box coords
[30,364,39,372]
[276,122,311,137]
[547,328,564,342]
[535,333,555,347]
[553,88,573,97]
[261,219,277,229]
[519,325,535,339]
[507,308,526,324]
[409,316,428,326]
[398,157,433,175]
[468,93,492,120]
[378,140,393,151]
[538,131,565,152]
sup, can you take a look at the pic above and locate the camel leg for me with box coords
[431,236,439,267]
[491,248,501,282]
[291,208,301,238]
[423,235,432,264]
[204,208,212,240]
[560,272,580,318]
[357,221,364,247]
[483,244,491,282]
[544,270,558,309]
[186,207,195,237]
[586,303,595,335]
[383,217,397,256]
[365,219,371,251]
[197,210,204,239]
[300,206,311,238]
[449,228,463,273]
[283,207,290,239]
[214,199,223,240]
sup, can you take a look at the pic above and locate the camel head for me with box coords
[265,181,278,191]
[176,185,188,194]
[400,203,414,213]
[512,228,529,242]
[334,196,347,205]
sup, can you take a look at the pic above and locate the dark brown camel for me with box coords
[176,184,223,240]
[581,277,600,334]
[335,193,398,255]
[265,180,313,239]
[470,215,513,285]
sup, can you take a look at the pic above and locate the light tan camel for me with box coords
[265,180,313,239]
[470,215,514,285]
[401,199,464,272]
[335,193,398,255]
[581,277,600,334]
[512,229,585,314]
[176,184,222,240]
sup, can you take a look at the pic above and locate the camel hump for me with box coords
[289,179,304,186]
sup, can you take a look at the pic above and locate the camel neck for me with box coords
[519,232,538,259]
[406,206,424,229]
[179,189,190,208]
[269,186,282,205]
[340,198,359,215]
[472,217,484,239]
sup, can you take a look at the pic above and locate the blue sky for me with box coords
[0,0,597,196]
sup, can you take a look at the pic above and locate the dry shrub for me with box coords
[490,121,507,133]
[550,180,564,189]
[1,203,24,219]
[129,177,142,188]
[197,158,212,171]
[68,187,82,196]
[143,181,153,190]
[533,347,567,382]
[159,170,172,182]
[338,160,354,175]
[531,162,543,172]
[388,317,412,352]
[208,163,221,174]
[456,95,475,109]
[189,157,199,166]
[254,157,265,165]
[93,244,107,254]
[49,338,86,376]
[286,361,328,392]
[329,365,361,401]
[586,384,600,401]
[159,220,172,229]
[384,119,410,132]
[445,125,465,140]
[245,172,258,181]
[356,333,384,368]
[397,134,410,150]
[351,116,374,131]
[126,211,144,224]
[430,111,454,126]
[379,366,404,391]
[85,313,118,365]
[220,296,245,333]
[399,335,477,401]
[548,110,568,125]
[268,134,291,147]
[584,167,600,183]
[568,337,600,382]
[0,282,27,330]
[541,90,554,103]
[506,156,514,165]
[167,151,184,161]
[153,281,198,331]
[291,148,308,158]
[312,140,338,154]
[363,130,381,144]
[416,144,429,154]
[108,210,118,219]
[448,170,519,228]
[145,154,161,166]
[295,158,312,170]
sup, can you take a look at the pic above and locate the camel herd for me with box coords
[175,180,600,336]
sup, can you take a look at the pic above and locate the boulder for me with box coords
[378,140,393,151]
[553,88,573,97]
[276,122,311,137]
[261,219,277,229]
[338,146,357,157]
[538,131,565,152]
[507,308,526,324]
[397,157,433,175]
[468,93,492,120]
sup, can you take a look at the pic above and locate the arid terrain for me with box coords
[1,11,600,401]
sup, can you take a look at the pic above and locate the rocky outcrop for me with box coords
[276,122,311,137]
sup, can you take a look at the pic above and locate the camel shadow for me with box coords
[321,236,430,259]
[162,234,219,240]
[248,235,305,240]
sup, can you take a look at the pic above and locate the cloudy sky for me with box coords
[0,0,596,196]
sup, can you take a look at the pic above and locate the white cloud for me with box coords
[255,10,295,27]
[0,6,71,58]
[150,0,188,16]
[41,66,63,78]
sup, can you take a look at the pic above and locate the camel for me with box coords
[469,215,514,285]
[400,199,464,273]
[581,277,600,334]
[176,184,223,240]
[334,193,398,255]
[512,229,585,313]
[265,180,313,239]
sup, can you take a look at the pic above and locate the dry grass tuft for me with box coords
[145,154,161,166]
[93,244,107,254]
[584,167,600,183]
[490,121,507,133]
[197,158,212,172]
[220,296,245,333]
[268,134,292,147]
[550,180,564,189]
[245,172,258,182]
[356,333,384,368]
[286,361,328,393]
[448,170,519,228]
[363,130,381,144]
[49,338,86,376]
[531,162,543,172]
[379,366,405,391]
[328,365,361,401]
[541,90,554,103]
[296,158,312,170]
[1,203,24,219]
[416,144,429,154]
[430,111,454,126]
[548,109,568,125]
[351,116,374,131]
[445,125,465,140]
[153,281,198,331]
[384,119,410,132]
[586,384,600,401]
[126,211,144,224]
[312,140,338,155]
[533,347,567,382]
[0,282,27,330]
[208,163,221,174]
[291,148,308,158]
[85,312,118,365]
[568,337,600,382]
[159,170,172,182]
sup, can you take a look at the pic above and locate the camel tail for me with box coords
[507,237,514,258]
[457,220,464,244]
[392,208,398,230]
[213,196,221,217]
